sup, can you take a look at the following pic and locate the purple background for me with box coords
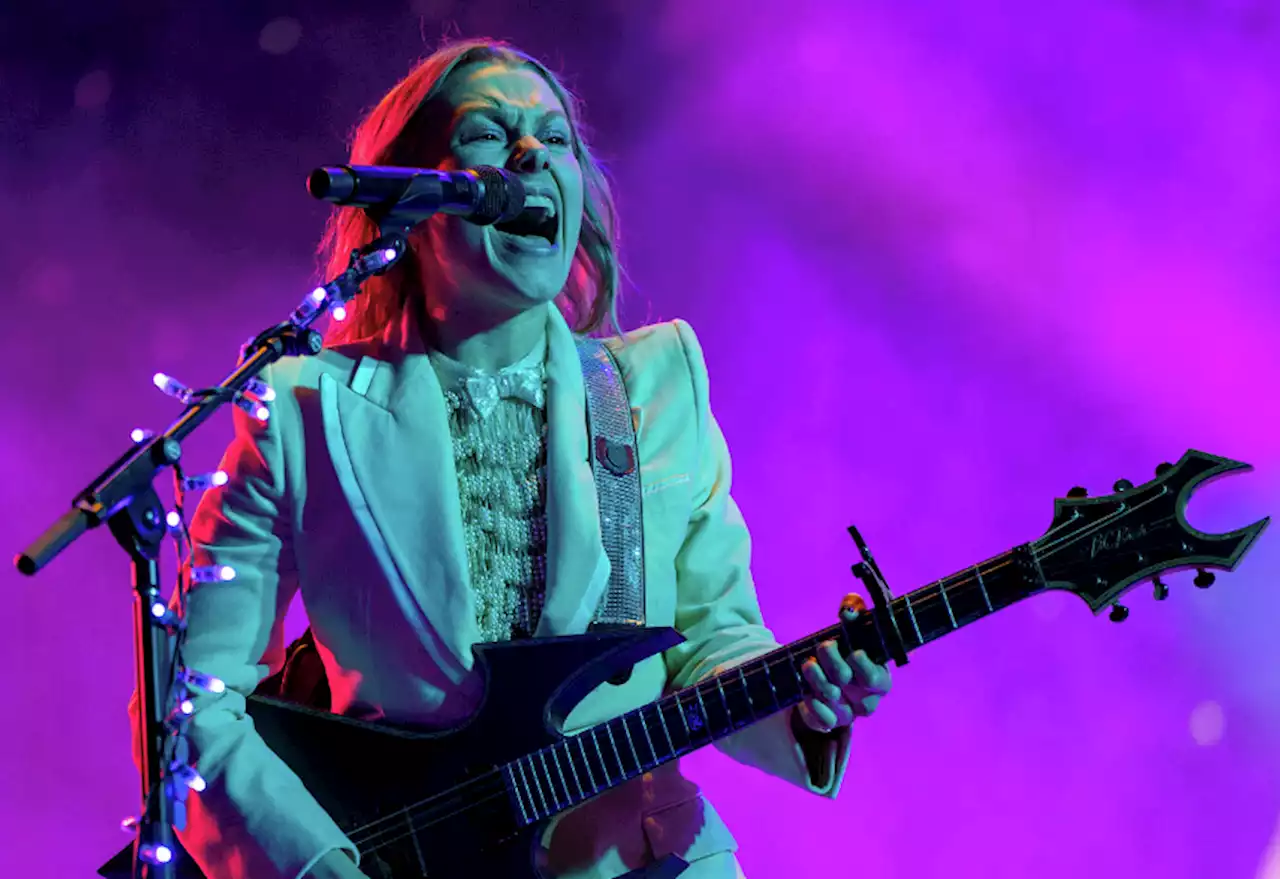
[3,1,1278,877]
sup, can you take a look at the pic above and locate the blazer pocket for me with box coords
[642,794,738,863]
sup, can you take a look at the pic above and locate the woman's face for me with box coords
[421,61,584,321]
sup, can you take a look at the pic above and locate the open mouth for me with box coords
[493,195,559,246]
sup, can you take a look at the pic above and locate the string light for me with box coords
[131,428,153,443]
[332,305,347,321]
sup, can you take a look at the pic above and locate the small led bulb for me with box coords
[233,394,271,422]
[182,668,226,694]
[131,428,154,444]
[172,764,206,792]
[139,844,173,865]
[242,377,276,402]
[189,564,236,584]
[332,305,347,322]
[292,286,330,326]
[153,373,194,405]
[165,510,182,530]
[181,471,228,492]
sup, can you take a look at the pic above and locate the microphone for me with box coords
[307,165,526,226]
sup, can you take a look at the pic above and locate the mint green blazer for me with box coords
[164,303,852,879]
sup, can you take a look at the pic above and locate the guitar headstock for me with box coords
[1033,450,1270,618]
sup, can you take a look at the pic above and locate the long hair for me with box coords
[319,38,621,346]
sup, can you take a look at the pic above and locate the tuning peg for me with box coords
[1155,462,1173,476]
[1113,478,1134,492]
[1152,577,1169,600]
[1194,569,1216,589]
[1109,604,1130,622]
[1066,486,1089,499]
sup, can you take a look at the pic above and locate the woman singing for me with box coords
[170,37,892,879]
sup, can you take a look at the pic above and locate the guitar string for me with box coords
[343,494,1175,857]
[342,553,1038,857]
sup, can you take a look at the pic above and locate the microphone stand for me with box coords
[14,227,411,879]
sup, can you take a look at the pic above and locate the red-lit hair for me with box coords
[318,38,621,346]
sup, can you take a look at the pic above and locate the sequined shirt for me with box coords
[429,341,549,642]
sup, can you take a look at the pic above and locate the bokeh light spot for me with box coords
[74,70,112,109]
[1189,700,1225,746]
[259,17,302,55]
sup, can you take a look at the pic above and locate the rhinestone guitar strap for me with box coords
[575,337,646,627]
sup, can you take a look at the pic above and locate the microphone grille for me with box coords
[471,167,526,225]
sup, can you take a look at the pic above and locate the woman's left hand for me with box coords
[795,593,892,734]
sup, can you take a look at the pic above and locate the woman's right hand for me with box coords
[307,850,369,879]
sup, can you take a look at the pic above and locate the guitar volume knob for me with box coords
[1194,569,1216,589]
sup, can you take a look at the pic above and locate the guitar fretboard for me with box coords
[502,544,1046,823]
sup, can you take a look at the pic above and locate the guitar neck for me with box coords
[501,543,1046,824]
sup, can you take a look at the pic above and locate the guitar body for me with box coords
[101,626,686,879]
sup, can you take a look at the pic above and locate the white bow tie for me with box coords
[462,366,546,418]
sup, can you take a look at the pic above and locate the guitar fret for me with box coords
[715,675,735,728]
[588,728,610,786]
[509,763,531,823]
[693,685,712,737]
[619,716,643,771]
[761,660,780,710]
[902,592,923,643]
[636,709,660,764]
[404,812,427,875]
[604,721,629,778]
[602,723,626,780]
[937,579,957,628]
[524,755,548,815]
[556,742,584,801]
[737,667,755,720]
[1026,543,1049,589]
[575,735,598,794]
[775,648,805,703]
[973,565,994,612]
[537,749,563,809]
[655,702,677,755]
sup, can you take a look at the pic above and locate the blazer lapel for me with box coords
[319,335,478,677]
[536,306,612,637]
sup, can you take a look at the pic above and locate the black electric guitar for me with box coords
[100,450,1269,879]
